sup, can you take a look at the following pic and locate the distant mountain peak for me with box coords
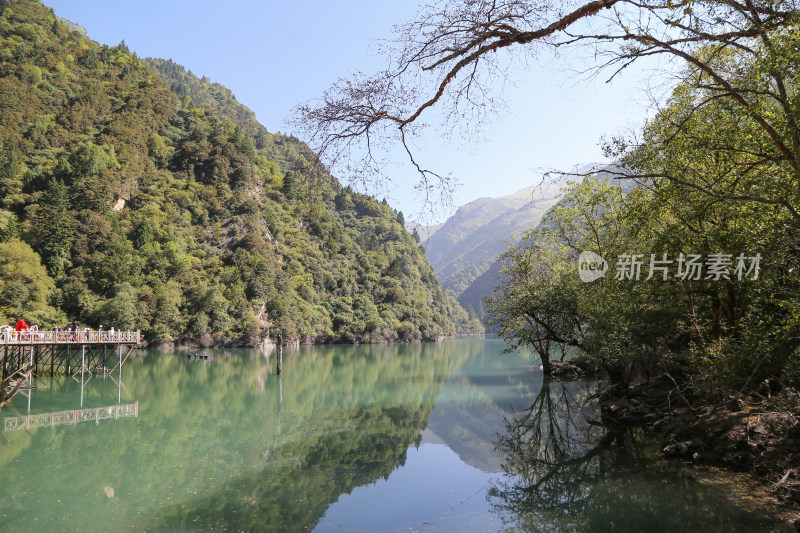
[423,164,618,323]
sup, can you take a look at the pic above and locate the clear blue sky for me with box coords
[45,0,656,223]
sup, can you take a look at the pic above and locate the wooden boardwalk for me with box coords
[1,329,141,380]
[2,330,140,345]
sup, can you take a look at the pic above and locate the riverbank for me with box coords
[598,375,800,527]
[147,332,487,350]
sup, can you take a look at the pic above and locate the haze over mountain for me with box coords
[421,165,623,323]
[406,221,442,243]
[418,177,566,318]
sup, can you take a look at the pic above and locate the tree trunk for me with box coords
[711,292,722,340]
[541,356,552,375]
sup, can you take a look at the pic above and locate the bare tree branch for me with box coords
[292,0,800,209]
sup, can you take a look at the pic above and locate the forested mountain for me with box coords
[0,0,481,345]
[421,177,568,319]
[457,260,504,323]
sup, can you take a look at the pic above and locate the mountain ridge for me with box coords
[423,165,621,323]
[0,0,481,344]
[422,178,567,305]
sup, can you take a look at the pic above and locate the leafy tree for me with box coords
[93,282,140,331]
[282,170,299,200]
[67,141,119,180]
[493,95,799,392]
[95,238,137,296]
[0,209,18,242]
[0,239,62,326]
[489,178,632,376]
[605,59,800,392]
[0,143,24,208]
[31,178,73,278]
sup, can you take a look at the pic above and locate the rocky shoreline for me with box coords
[145,332,487,350]
[540,360,800,528]
[602,377,800,528]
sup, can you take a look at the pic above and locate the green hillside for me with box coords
[450,166,629,324]
[0,0,480,345]
[422,179,566,321]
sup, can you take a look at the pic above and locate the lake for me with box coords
[0,339,790,531]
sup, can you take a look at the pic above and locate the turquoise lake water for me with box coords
[0,339,790,531]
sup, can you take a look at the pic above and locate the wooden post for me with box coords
[118,344,122,404]
[80,361,84,409]
[277,344,283,376]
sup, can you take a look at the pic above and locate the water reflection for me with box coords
[1,371,137,433]
[145,342,479,531]
[424,350,544,472]
[488,377,791,532]
[0,342,481,532]
[0,341,791,532]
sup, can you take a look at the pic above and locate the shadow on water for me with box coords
[488,376,793,532]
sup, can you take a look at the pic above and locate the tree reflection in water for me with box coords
[489,377,614,523]
[488,377,790,532]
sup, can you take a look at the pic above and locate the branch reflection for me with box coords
[489,377,791,532]
[490,377,615,521]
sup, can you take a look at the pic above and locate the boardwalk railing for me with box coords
[3,401,139,431]
[1,330,140,345]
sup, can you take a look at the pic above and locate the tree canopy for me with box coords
[293,0,800,393]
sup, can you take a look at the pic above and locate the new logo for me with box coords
[578,251,608,282]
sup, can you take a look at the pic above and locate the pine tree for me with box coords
[33,179,73,278]
[0,144,24,209]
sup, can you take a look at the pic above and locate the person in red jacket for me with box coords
[15,319,29,332]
